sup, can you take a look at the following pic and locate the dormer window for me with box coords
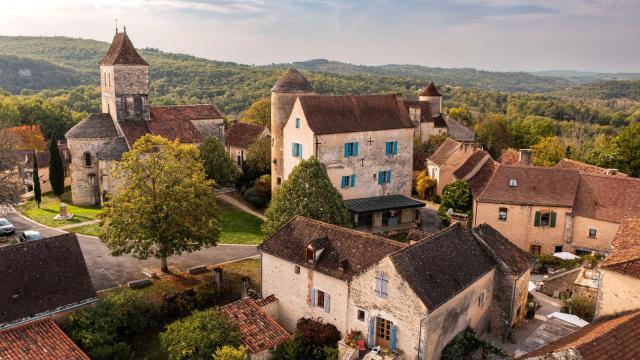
[509,179,518,187]
[306,248,315,263]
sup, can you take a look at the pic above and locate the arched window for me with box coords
[108,72,112,87]
[83,152,92,167]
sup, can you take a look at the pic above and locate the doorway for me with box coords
[375,317,392,348]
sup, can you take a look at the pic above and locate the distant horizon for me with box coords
[2,1,639,73]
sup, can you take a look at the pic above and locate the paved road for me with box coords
[1,207,259,291]
[420,206,442,233]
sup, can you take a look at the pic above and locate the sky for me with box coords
[1,0,639,72]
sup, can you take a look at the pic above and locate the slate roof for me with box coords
[499,148,521,165]
[600,219,640,279]
[403,100,433,123]
[472,224,535,276]
[220,298,290,354]
[0,319,90,359]
[100,31,148,66]
[298,94,414,135]
[271,69,312,93]
[344,194,425,214]
[555,158,626,177]
[225,122,267,149]
[420,82,442,97]
[467,159,498,197]
[477,165,581,207]
[65,113,118,139]
[390,223,497,310]
[453,149,490,180]
[0,233,97,325]
[97,137,129,161]
[520,311,640,359]
[3,150,50,169]
[572,174,640,223]
[259,216,405,281]
[446,117,475,141]
[428,138,460,166]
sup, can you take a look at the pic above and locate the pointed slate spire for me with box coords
[420,82,442,97]
[100,30,148,66]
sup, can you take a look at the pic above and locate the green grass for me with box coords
[218,203,264,245]
[67,223,101,237]
[19,189,101,228]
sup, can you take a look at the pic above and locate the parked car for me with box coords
[0,218,16,236]
[19,230,44,242]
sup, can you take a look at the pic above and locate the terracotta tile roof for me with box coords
[600,219,640,279]
[520,311,640,359]
[259,216,405,281]
[477,165,581,207]
[428,138,460,166]
[254,294,278,307]
[153,104,223,120]
[298,94,414,135]
[271,69,312,93]
[225,122,267,149]
[0,319,90,359]
[555,158,626,177]
[437,145,479,193]
[390,223,497,310]
[499,148,521,165]
[420,82,442,97]
[118,120,150,146]
[220,298,290,354]
[472,224,535,276]
[3,150,50,169]
[467,159,498,197]
[572,174,640,223]
[99,31,148,66]
[0,233,96,325]
[66,113,118,139]
[453,149,490,180]
[445,117,474,141]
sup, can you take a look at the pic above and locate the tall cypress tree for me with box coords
[48,132,65,197]
[32,151,42,208]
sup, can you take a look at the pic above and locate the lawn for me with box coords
[19,189,101,229]
[67,223,101,237]
[218,203,265,245]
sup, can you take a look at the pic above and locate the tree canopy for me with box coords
[99,135,220,272]
[240,97,270,127]
[438,181,472,227]
[244,136,271,180]
[48,131,65,197]
[199,136,239,188]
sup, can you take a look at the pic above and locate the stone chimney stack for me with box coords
[519,149,533,166]
[449,212,469,228]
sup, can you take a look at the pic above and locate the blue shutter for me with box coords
[309,287,315,307]
[354,142,359,157]
[292,143,296,157]
[393,141,398,155]
[385,142,391,155]
[344,143,349,157]
[341,176,348,189]
[367,317,375,348]
[389,325,398,351]
[381,277,388,298]
[378,172,384,185]
[324,293,331,313]
[351,174,356,188]
[298,144,302,158]
[387,170,392,184]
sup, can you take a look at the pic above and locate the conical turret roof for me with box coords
[420,82,442,97]
[100,31,148,66]
[271,69,312,93]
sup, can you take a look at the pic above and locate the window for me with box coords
[295,118,301,128]
[378,170,392,185]
[357,309,365,321]
[375,272,389,299]
[341,175,356,189]
[277,177,282,185]
[294,265,300,274]
[534,210,556,228]
[555,245,564,253]
[509,179,518,187]
[589,228,597,238]
[344,142,359,157]
[498,207,508,221]
[478,290,486,306]
[530,245,541,257]
[309,288,330,313]
[385,141,398,156]
[316,290,325,308]
[306,248,315,263]
[83,152,92,167]
[292,143,302,158]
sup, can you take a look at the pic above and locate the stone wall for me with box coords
[570,216,618,254]
[489,270,530,340]
[98,159,126,203]
[191,119,225,142]
[539,268,597,299]
[595,269,640,319]
[101,64,150,124]
[270,92,300,193]
[68,137,115,206]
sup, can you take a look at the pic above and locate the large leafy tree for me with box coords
[160,308,242,360]
[99,135,220,273]
[47,131,65,197]
[243,136,271,180]
[199,136,239,188]
[262,157,351,236]
[532,136,565,166]
[474,113,512,158]
[612,121,640,177]
[240,97,271,127]
[438,181,472,227]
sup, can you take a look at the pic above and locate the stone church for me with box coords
[66,29,225,206]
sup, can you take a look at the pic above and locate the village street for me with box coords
[1,206,258,291]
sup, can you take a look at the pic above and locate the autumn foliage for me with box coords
[5,125,46,151]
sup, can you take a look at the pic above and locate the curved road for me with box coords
[1,207,258,291]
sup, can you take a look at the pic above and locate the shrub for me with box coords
[441,327,504,360]
[296,317,341,347]
[243,174,271,208]
[438,181,472,227]
[272,318,341,360]
[159,308,242,360]
[213,345,248,360]
[414,170,435,199]
[562,294,595,321]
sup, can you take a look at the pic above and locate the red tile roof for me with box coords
[572,174,640,223]
[225,122,267,149]
[220,298,290,354]
[498,148,521,165]
[118,120,150,147]
[0,319,90,359]
[600,219,640,279]
[520,311,640,359]
[555,158,626,177]
[99,31,148,66]
[420,82,442,97]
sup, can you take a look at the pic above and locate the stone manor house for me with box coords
[65,30,224,206]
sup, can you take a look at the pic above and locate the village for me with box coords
[1,28,640,360]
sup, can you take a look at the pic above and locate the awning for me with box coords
[344,194,425,214]
[554,252,580,260]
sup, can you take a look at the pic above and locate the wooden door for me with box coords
[375,317,392,348]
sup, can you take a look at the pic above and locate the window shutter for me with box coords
[393,141,398,155]
[389,325,398,351]
[341,176,348,189]
[354,142,359,156]
[309,287,315,307]
[534,211,541,226]
[385,142,391,155]
[344,143,349,157]
[375,275,381,296]
[298,144,302,158]
[367,317,375,348]
[550,212,557,228]
[381,277,388,298]
[292,143,296,157]
[387,170,392,184]
[324,293,331,313]
[378,172,384,185]
[351,174,356,187]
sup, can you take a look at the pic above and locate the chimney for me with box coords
[605,169,618,176]
[461,141,476,153]
[449,212,469,228]
[519,149,532,166]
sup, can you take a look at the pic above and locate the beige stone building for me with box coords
[224,122,270,167]
[65,29,224,206]
[259,217,534,360]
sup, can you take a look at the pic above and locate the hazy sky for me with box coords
[2,0,639,72]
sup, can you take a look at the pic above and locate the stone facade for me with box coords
[595,269,640,319]
[68,137,115,206]
[570,216,619,254]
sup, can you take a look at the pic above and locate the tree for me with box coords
[199,136,239,188]
[474,113,512,158]
[446,107,472,126]
[414,170,435,199]
[99,135,221,273]
[240,98,271,127]
[213,345,248,360]
[159,308,242,360]
[6,124,46,151]
[438,181,471,227]
[612,121,640,177]
[0,124,22,205]
[244,136,271,180]
[32,150,41,208]
[532,136,565,166]
[48,131,65,197]
[262,158,351,236]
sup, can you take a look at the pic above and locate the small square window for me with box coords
[555,245,563,253]
[295,118,301,128]
[357,309,365,321]
[509,179,518,187]
[294,265,300,274]
[589,228,597,238]
[498,207,508,221]
[306,248,315,263]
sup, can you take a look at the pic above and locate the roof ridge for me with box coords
[296,216,408,248]
[580,172,640,182]
[390,223,463,258]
